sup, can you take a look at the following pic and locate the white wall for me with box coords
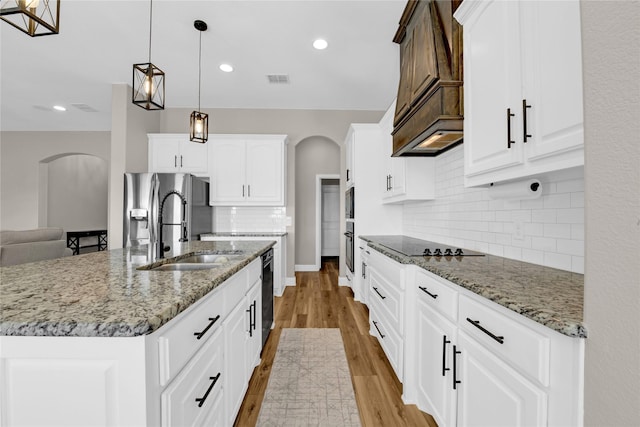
[403,146,585,273]
[581,2,640,425]
[0,131,110,230]
[47,154,108,236]
[294,136,340,267]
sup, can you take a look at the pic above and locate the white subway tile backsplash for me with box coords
[214,206,287,233]
[403,146,584,273]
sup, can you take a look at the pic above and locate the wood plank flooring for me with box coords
[234,257,437,427]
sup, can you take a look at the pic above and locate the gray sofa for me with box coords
[0,228,73,267]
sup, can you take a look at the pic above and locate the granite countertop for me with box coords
[201,232,287,237]
[360,235,586,338]
[0,240,274,338]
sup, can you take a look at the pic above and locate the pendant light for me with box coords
[190,19,208,143]
[0,0,60,37]
[132,0,165,110]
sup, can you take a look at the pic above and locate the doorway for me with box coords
[316,175,340,270]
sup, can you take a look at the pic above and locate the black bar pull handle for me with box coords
[248,185,251,197]
[242,185,245,197]
[453,345,461,390]
[466,317,504,344]
[419,286,438,299]
[442,335,451,376]
[523,99,532,143]
[195,373,221,407]
[252,300,257,331]
[507,108,515,148]
[373,287,386,300]
[194,315,221,340]
[180,155,183,167]
[247,304,254,337]
[372,320,385,339]
[174,155,177,167]
[347,169,350,181]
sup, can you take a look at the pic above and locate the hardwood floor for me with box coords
[234,257,438,427]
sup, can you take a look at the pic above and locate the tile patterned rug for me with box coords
[256,328,362,426]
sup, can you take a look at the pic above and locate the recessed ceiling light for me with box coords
[53,105,66,111]
[219,64,233,72]
[313,39,328,50]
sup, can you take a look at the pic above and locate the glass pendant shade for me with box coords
[190,111,208,143]
[132,62,165,110]
[0,0,60,37]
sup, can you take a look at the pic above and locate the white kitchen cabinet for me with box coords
[358,239,371,305]
[346,129,355,187]
[148,133,209,175]
[209,135,287,206]
[379,101,435,204]
[404,265,584,427]
[455,0,584,187]
[224,273,262,427]
[0,258,263,427]
[367,248,405,382]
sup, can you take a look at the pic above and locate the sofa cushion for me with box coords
[0,227,64,245]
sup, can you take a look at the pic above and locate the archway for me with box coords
[39,153,108,250]
[294,136,340,271]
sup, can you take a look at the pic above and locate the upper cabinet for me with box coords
[455,0,584,187]
[209,135,287,206]
[392,0,464,156]
[148,134,208,176]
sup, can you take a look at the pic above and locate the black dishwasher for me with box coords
[261,249,274,349]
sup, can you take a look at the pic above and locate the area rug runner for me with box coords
[256,328,362,426]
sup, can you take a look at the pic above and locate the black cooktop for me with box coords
[371,236,485,257]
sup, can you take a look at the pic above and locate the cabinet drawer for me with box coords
[369,268,403,333]
[161,327,224,427]
[370,307,403,382]
[415,268,458,322]
[459,294,550,386]
[369,249,404,290]
[158,289,225,386]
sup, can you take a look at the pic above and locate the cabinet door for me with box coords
[346,130,354,186]
[224,299,249,425]
[179,139,208,174]
[210,140,246,204]
[463,0,524,179]
[245,139,284,205]
[521,0,584,162]
[150,138,180,173]
[161,328,224,427]
[456,331,547,427]
[416,301,457,427]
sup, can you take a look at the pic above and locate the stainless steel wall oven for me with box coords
[345,221,354,273]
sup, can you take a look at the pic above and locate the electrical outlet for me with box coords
[513,221,524,240]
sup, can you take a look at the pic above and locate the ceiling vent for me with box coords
[71,103,98,113]
[266,74,290,84]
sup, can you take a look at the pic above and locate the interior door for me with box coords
[321,182,340,256]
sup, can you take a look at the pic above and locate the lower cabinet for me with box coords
[406,267,584,427]
[0,258,264,427]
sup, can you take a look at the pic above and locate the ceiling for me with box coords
[0,0,405,131]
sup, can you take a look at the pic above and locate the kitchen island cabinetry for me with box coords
[209,135,287,206]
[0,241,272,427]
[148,133,208,175]
[455,0,584,187]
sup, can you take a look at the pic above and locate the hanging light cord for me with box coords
[198,29,202,112]
[148,0,153,63]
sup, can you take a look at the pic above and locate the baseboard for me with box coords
[286,276,297,287]
[295,264,319,272]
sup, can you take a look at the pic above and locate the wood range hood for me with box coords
[391,0,463,157]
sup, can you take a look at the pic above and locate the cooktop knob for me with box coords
[455,248,464,256]
[433,248,442,256]
[444,248,453,256]
[423,248,431,256]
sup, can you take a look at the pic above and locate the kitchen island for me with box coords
[0,240,275,426]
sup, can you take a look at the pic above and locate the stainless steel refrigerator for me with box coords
[123,173,213,253]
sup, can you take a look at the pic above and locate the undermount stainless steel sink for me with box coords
[138,250,245,271]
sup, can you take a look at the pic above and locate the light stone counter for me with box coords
[360,235,586,338]
[0,240,274,337]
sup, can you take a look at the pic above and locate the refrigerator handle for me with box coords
[149,175,158,246]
